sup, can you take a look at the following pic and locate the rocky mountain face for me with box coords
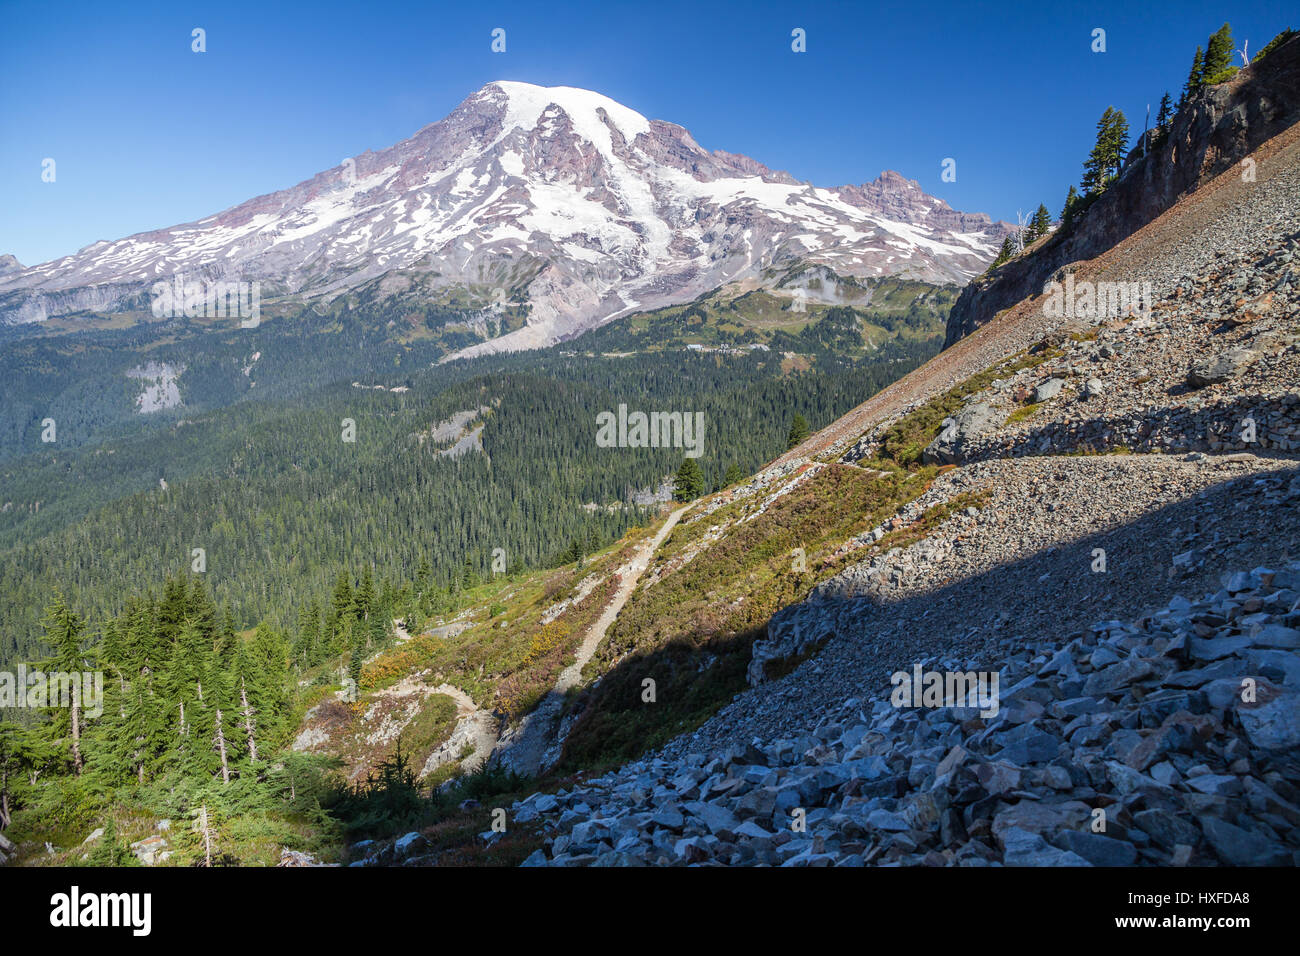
[944,36,1300,348]
[0,83,1010,355]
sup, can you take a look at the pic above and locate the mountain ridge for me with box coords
[0,81,1012,357]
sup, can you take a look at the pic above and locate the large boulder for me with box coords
[922,403,1003,465]
[1033,377,1067,402]
[1187,348,1257,387]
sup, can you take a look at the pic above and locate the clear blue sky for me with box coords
[1,0,1292,266]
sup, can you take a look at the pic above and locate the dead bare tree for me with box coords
[1,768,11,830]
[239,678,259,764]
[70,691,83,776]
[1014,209,1031,254]
[214,709,230,784]
[195,805,214,867]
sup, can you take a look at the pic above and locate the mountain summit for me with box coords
[0,82,1011,352]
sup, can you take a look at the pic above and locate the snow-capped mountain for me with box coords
[0,82,1013,354]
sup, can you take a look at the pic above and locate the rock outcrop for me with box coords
[944,36,1300,348]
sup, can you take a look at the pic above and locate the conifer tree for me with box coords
[86,818,136,867]
[0,722,39,829]
[294,600,320,670]
[1156,92,1172,127]
[117,674,161,784]
[1025,204,1052,244]
[249,623,290,735]
[41,595,87,775]
[356,565,376,622]
[213,707,231,784]
[239,677,259,764]
[991,234,1017,268]
[673,458,705,501]
[1082,108,1129,195]
[1061,186,1081,225]
[368,599,388,647]
[786,413,810,449]
[348,642,363,691]
[723,463,744,487]
[1180,46,1205,108]
[331,571,355,623]
[1203,23,1234,81]
[1254,28,1297,63]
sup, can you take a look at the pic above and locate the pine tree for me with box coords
[117,674,161,784]
[294,600,320,670]
[1203,24,1234,81]
[156,576,190,646]
[188,805,219,867]
[1254,28,1297,63]
[239,677,259,764]
[1179,46,1205,108]
[1107,110,1131,176]
[1061,186,1081,226]
[1156,92,1173,127]
[722,463,744,487]
[215,609,239,672]
[990,234,1017,268]
[356,565,376,623]
[673,458,705,502]
[786,413,810,450]
[348,642,363,690]
[187,576,217,642]
[368,601,388,648]
[1025,204,1052,244]
[41,595,87,775]
[249,624,290,735]
[86,818,137,867]
[0,722,39,829]
[331,571,355,623]
[1082,108,1129,195]
[213,707,231,784]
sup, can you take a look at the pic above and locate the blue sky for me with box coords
[0,0,1292,266]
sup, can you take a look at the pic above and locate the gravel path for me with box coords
[490,505,689,775]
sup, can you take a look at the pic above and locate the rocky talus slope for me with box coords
[509,563,1299,867]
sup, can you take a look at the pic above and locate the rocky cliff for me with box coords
[944,36,1300,348]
